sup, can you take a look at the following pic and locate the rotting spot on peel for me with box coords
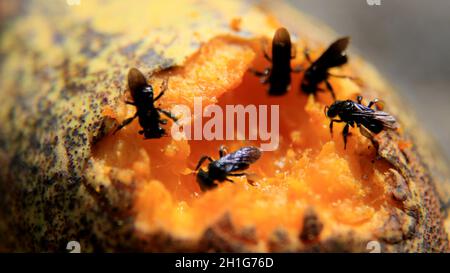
[92,36,397,243]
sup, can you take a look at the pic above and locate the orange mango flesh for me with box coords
[92,37,396,244]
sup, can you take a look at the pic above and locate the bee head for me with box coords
[273,27,291,48]
[326,102,340,118]
[196,169,216,192]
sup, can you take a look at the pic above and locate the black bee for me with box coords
[250,27,300,96]
[301,37,355,100]
[326,96,399,149]
[113,68,177,138]
[195,146,262,191]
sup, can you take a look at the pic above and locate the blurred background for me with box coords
[287,0,450,160]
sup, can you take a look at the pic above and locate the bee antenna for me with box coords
[324,106,329,117]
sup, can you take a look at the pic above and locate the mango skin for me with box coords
[0,0,448,252]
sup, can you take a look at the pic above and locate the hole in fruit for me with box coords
[92,36,398,245]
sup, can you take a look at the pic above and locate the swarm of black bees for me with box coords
[251,27,398,149]
[114,27,399,192]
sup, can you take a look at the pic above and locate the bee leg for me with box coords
[260,39,272,62]
[249,68,270,84]
[113,113,138,135]
[356,95,363,104]
[249,68,269,77]
[303,47,313,63]
[247,179,257,186]
[159,118,167,125]
[249,68,263,76]
[367,99,377,108]
[228,172,253,185]
[263,49,272,62]
[125,100,136,105]
[343,123,350,149]
[260,74,270,84]
[347,122,355,136]
[157,108,178,122]
[225,178,235,183]
[219,145,228,157]
[329,119,344,135]
[154,78,169,101]
[325,80,337,100]
[195,156,214,171]
[154,91,164,102]
[367,99,384,110]
[228,173,246,177]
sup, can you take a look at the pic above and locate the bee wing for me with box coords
[352,110,399,130]
[219,147,262,172]
[128,68,148,98]
[373,111,399,130]
[314,37,350,68]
